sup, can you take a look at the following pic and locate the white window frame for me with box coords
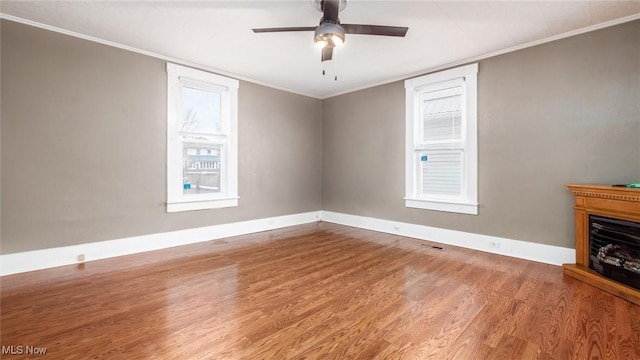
[166,63,239,212]
[404,63,478,215]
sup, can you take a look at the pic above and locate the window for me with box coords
[166,63,239,212]
[404,63,478,215]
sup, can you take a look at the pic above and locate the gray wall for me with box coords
[322,20,640,248]
[1,20,322,254]
[2,19,639,255]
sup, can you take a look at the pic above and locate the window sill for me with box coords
[405,198,478,215]
[167,197,239,213]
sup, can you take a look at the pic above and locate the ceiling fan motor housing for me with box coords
[312,0,348,13]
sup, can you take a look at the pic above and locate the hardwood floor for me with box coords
[2,223,639,359]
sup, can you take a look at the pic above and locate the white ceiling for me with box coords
[1,1,639,98]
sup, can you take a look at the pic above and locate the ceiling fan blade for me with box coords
[321,46,333,62]
[252,27,316,33]
[342,24,408,37]
[323,0,340,22]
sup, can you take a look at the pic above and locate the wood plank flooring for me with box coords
[2,223,639,359]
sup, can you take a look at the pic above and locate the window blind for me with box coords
[417,84,464,198]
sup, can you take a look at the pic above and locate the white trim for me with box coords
[320,211,575,266]
[166,197,239,212]
[167,63,239,90]
[2,13,639,100]
[404,64,477,88]
[166,63,239,212]
[0,211,321,276]
[405,64,478,215]
[0,209,577,275]
[404,198,478,215]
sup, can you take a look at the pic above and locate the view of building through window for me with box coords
[167,62,238,212]
[182,142,221,194]
[180,86,223,194]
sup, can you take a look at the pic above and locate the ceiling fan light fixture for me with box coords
[315,39,328,48]
[330,33,344,46]
[314,22,345,47]
[252,0,408,63]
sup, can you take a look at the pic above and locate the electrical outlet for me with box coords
[77,254,85,262]
[489,241,500,249]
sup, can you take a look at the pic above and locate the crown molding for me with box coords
[321,13,640,99]
[1,12,639,100]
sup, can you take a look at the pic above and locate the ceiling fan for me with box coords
[252,0,409,62]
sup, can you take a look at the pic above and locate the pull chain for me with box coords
[334,47,338,81]
[320,47,338,81]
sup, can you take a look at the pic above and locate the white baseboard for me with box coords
[320,211,575,266]
[0,211,321,276]
[1,210,575,276]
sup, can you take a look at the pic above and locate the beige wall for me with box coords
[322,20,640,248]
[0,20,322,254]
